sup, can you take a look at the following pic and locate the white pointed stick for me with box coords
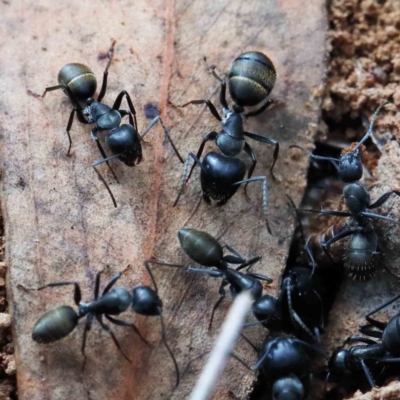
[190,291,253,400]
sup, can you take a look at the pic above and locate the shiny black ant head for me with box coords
[344,232,377,281]
[252,295,282,331]
[338,150,363,183]
[272,376,305,400]
[228,51,276,108]
[343,183,370,215]
[225,269,263,299]
[32,305,79,343]
[258,336,310,379]
[58,63,97,104]
[106,124,142,166]
[178,228,224,268]
[382,314,400,356]
[328,348,350,379]
[200,152,246,204]
[132,286,162,316]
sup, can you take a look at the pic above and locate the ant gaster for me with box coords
[42,41,184,207]
[30,265,180,387]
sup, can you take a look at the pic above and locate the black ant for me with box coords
[300,182,400,280]
[238,333,326,400]
[181,51,279,181]
[42,41,184,207]
[248,197,338,343]
[29,265,180,387]
[327,293,400,391]
[290,101,389,183]
[173,52,279,233]
[146,228,273,329]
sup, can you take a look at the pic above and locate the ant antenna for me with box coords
[144,260,180,387]
[354,101,390,151]
[158,308,180,388]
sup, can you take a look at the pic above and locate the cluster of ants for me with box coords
[28,40,400,399]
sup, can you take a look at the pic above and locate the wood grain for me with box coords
[0,0,327,399]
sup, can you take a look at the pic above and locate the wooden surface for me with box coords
[0,1,327,399]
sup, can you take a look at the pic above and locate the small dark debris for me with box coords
[144,103,159,119]
[27,90,41,99]
[16,177,26,190]
[97,52,108,61]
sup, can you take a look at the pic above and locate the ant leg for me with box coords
[187,268,224,278]
[144,259,188,293]
[105,315,150,346]
[94,271,102,299]
[97,40,116,103]
[235,256,262,272]
[345,336,378,345]
[285,277,317,342]
[187,131,217,181]
[245,272,273,284]
[320,227,363,259]
[223,244,246,261]
[231,353,254,373]
[42,84,83,110]
[232,176,271,234]
[181,99,222,121]
[93,153,122,207]
[158,308,180,388]
[173,152,208,207]
[243,143,257,200]
[96,315,132,362]
[304,238,317,277]
[111,90,138,131]
[209,282,228,330]
[363,293,400,329]
[382,264,400,281]
[286,194,307,246]
[241,333,260,353]
[298,208,352,218]
[42,84,66,98]
[291,339,327,358]
[374,357,400,363]
[64,108,78,156]
[368,189,400,209]
[102,272,124,295]
[361,211,400,225]
[358,326,383,339]
[139,116,184,163]
[210,69,228,109]
[81,314,94,372]
[244,99,274,117]
[91,128,120,183]
[244,132,279,180]
[36,282,82,306]
[360,359,377,388]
